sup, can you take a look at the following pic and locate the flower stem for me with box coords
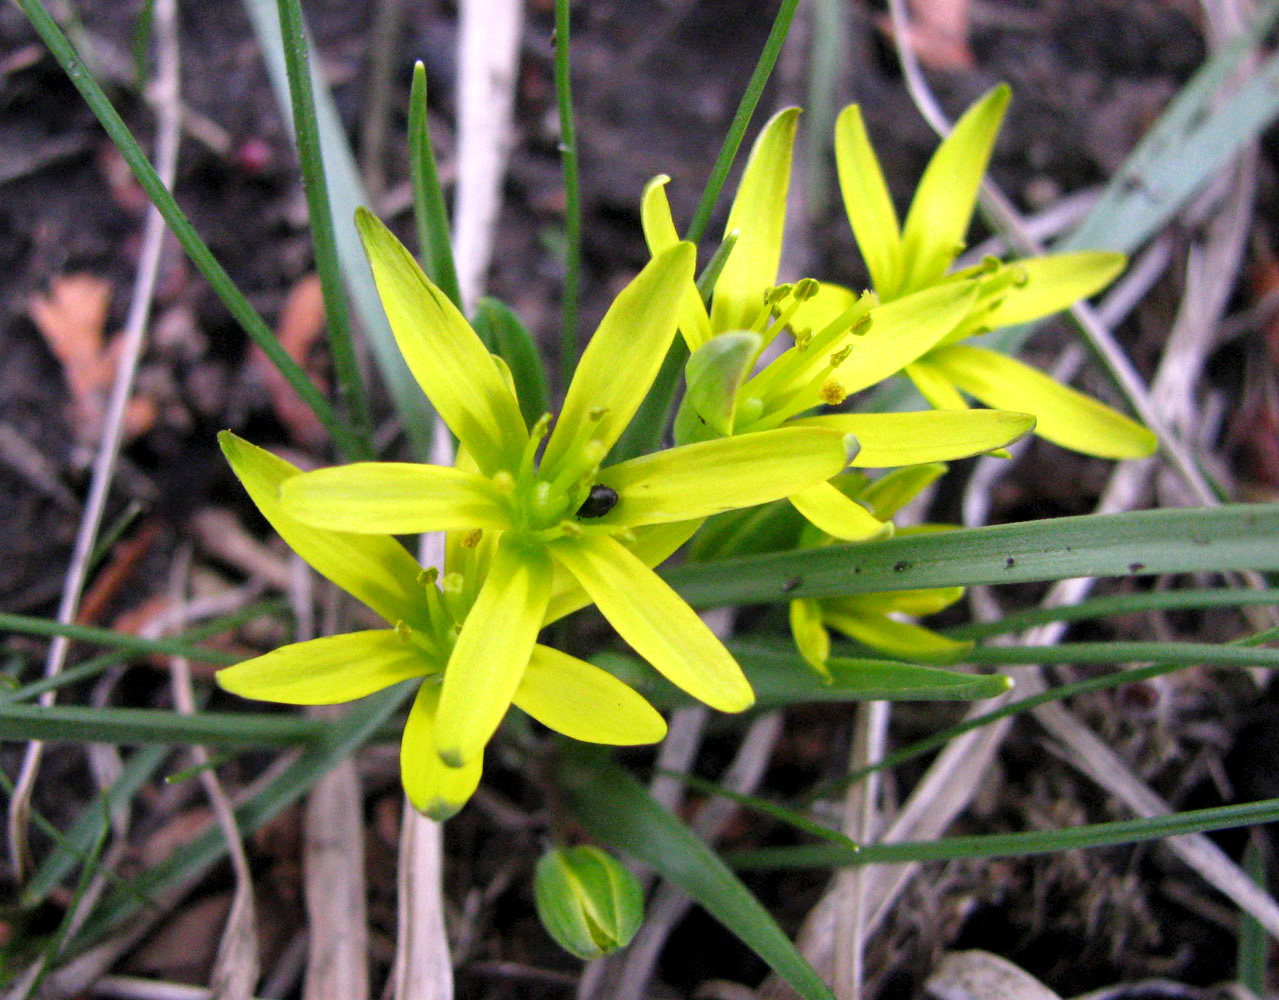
[553,0,582,390]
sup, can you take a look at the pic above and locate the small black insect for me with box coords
[576,484,619,519]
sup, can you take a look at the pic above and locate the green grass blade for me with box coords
[22,745,170,908]
[273,0,373,452]
[408,62,462,309]
[662,504,1279,607]
[0,703,324,747]
[952,641,1279,670]
[16,0,363,460]
[72,683,409,948]
[947,587,1279,641]
[685,0,800,244]
[472,297,551,428]
[730,796,1279,870]
[1238,837,1268,996]
[0,613,247,666]
[553,0,582,386]
[559,748,837,1000]
[239,0,435,458]
[732,643,1011,704]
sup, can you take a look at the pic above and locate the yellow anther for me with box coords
[829,345,853,367]
[588,406,609,422]
[851,314,873,336]
[793,277,820,300]
[394,620,413,641]
[820,378,848,405]
[460,528,483,549]
[417,567,439,585]
[792,328,812,350]
[1010,264,1030,287]
[441,572,465,594]
[559,521,584,538]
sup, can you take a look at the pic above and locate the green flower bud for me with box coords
[534,846,644,960]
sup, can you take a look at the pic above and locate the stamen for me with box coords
[417,567,439,586]
[518,413,554,482]
[820,378,848,406]
[460,528,483,549]
[394,620,413,642]
[492,470,516,494]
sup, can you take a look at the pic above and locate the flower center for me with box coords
[500,409,611,535]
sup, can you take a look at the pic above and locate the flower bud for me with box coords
[534,846,644,960]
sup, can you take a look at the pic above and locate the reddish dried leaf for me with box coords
[249,273,329,448]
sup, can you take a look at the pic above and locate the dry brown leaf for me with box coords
[880,0,974,71]
[250,272,329,448]
[29,273,156,442]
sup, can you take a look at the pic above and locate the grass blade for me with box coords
[0,703,324,747]
[273,0,373,452]
[408,62,462,309]
[553,0,581,386]
[662,504,1279,607]
[560,749,837,1000]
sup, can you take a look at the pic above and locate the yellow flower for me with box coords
[640,109,1037,542]
[816,84,1157,459]
[271,210,854,772]
[215,432,669,819]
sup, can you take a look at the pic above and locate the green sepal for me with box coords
[683,332,764,436]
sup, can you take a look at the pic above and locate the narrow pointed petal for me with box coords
[217,631,433,704]
[595,428,847,526]
[514,645,667,745]
[356,208,526,474]
[826,585,965,617]
[711,108,800,333]
[789,598,831,677]
[401,681,482,820]
[905,360,969,410]
[543,519,703,625]
[435,538,553,766]
[899,85,1010,292]
[281,462,511,534]
[823,609,972,659]
[927,344,1158,458]
[541,243,695,476]
[979,252,1125,330]
[641,175,713,350]
[219,432,430,629]
[793,410,1034,467]
[832,283,977,396]
[547,534,754,712]
[834,104,903,297]
[788,482,889,541]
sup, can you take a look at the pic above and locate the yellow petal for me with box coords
[826,585,964,617]
[831,282,977,397]
[401,680,482,820]
[543,519,702,625]
[356,208,526,475]
[822,609,971,660]
[899,85,1010,292]
[789,598,831,678]
[926,344,1158,459]
[905,360,969,410]
[834,104,903,297]
[711,108,800,333]
[642,176,713,350]
[217,631,433,704]
[540,243,695,477]
[978,251,1125,330]
[595,428,847,526]
[514,645,667,745]
[219,432,430,630]
[788,280,861,334]
[547,533,754,713]
[434,537,553,766]
[792,409,1034,467]
[788,481,890,541]
[280,462,511,534]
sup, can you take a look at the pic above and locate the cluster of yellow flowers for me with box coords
[217,86,1155,818]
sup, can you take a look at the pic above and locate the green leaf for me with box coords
[0,703,324,747]
[472,297,551,430]
[408,61,462,309]
[662,504,1279,606]
[559,749,837,1000]
[733,642,1010,704]
[730,796,1279,870]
